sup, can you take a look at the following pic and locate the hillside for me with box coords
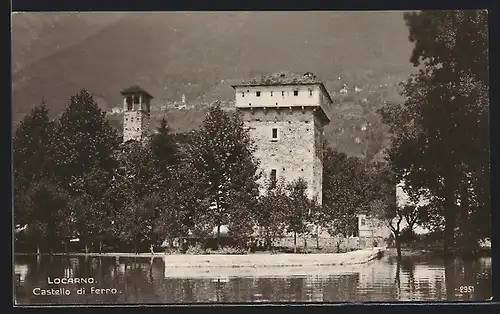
[11,12,124,73]
[12,11,416,159]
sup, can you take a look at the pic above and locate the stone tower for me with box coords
[120,86,153,143]
[232,72,333,205]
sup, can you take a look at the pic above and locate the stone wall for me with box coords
[239,106,322,201]
[313,116,324,204]
[123,110,150,142]
[272,236,360,252]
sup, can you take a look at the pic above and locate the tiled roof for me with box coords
[120,85,154,98]
[232,71,321,87]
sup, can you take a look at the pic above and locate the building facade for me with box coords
[232,72,333,204]
[121,86,153,143]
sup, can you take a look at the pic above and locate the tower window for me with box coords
[131,117,134,122]
[126,96,133,111]
[256,91,261,97]
[270,169,277,189]
[272,128,278,140]
[293,90,299,96]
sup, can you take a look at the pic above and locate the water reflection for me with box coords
[14,254,492,304]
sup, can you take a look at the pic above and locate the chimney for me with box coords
[303,72,315,80]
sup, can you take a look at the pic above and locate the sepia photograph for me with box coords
[11,10,491,305]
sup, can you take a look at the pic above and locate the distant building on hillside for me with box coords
[340,84,348,95]
[109,107,123,114]
[232,71,333,205]
[121,85,153,143]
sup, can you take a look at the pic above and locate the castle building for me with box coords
[120,86,153,143]
[232,72,333,205]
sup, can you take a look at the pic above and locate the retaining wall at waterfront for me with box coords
[163,248,385,278]
[163,247,385,268]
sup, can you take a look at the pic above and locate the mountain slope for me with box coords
[12,12,414,117]
[12,11,416,159]
[11,12,124,73]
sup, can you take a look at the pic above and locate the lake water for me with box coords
[13,253,492,305]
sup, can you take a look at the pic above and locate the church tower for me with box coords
[232,72,333,205]
[120,86,153,143]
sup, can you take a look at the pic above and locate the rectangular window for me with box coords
[270,91,274,96]
[256,91,261,97]
[309,89,313,96]
[294,90,299,96]
[270,169,277,189]
[242,91,245,97]
[272,128,278,140]
[282,91,285,97]
[126,96,133,111]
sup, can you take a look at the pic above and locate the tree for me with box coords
[321,148,369,237]
[108,140,166,250]
[50,89,120,193]
[151,117,179,171]
[67,166,114,252]
[379,10,489,254]
[284,178,317,253]
[154,160,211,247]
[254,178,289,252]
[112,192,158,253]
[189,102,260,248]
[367,162,401,259]
[13,103,57,230]
[22,180,70,254]
[13,102,56,191]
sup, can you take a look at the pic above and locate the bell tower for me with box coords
[120,86,153,143]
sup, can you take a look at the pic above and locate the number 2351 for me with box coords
[459,286,475,293]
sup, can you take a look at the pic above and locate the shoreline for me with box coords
[14,252,166,258]
[14,248,386,265]
[14,246,490,259]
[162,248,386,268]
